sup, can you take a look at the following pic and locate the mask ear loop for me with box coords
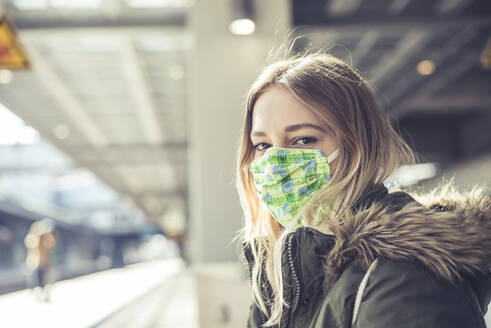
[327,149,339,163]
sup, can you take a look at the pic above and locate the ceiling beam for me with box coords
[387,0,412,16]
[369,30,430,84]
[69,142,187,151]
[384,24,479,116]
[325,0,362,17]
[132,190,187,199]
[436,0,475,15]
[397,51,479,118]
[0,166,74,174]
[76,145,187,166]
[19,38,110,147]
[19,27,189,40]
[120,37,164,145]
[405,95,491,112]
[115,164,145,193]
[297,15,491,33]
[291,29,340,53]
[348,30,379,68]
[9,13,186,30]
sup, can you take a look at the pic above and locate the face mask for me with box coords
[250,146,339,228]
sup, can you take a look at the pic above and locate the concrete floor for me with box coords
[0,259,197,328]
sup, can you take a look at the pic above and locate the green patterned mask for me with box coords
[250,146,339,228]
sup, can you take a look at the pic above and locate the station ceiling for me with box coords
[1,1,191,222]
[1,0,490,222]
[292,0,491,166]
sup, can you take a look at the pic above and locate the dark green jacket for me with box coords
[244,185,491,328]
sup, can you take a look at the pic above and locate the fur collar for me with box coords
[243,184,491,311]
[322,184,491,291]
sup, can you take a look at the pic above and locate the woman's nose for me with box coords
[272,142,288,148]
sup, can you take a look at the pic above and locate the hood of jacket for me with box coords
[272,183,491,317]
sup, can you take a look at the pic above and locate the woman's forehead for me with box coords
[251,86,323,133]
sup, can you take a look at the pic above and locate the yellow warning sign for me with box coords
[0,15,30,70]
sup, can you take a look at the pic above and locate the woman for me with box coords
[236,53,490,327]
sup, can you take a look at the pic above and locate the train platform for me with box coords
[1,258,489,328]
[0,258,197,328]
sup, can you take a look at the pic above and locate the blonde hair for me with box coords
[236,53,417,326]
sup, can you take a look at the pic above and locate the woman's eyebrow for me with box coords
[251,123,326,137]
[285,123,326,133]
[251,130,266,137]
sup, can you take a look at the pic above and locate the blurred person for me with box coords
[0,226,13,266]
[24,219,56,302]
[237,53,490,327]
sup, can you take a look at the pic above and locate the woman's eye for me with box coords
[254,143,271,151]
[294,137,317,146]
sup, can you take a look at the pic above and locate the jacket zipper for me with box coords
[260,312,267,326]
[287,233,301,328]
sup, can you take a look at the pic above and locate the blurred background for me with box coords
[0,0,489,327]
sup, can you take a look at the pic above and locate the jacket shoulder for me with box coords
[352,260,487,328]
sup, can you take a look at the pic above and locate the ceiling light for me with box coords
[229,0,255,36]
[54,124,70,139]
[0,70,13,84]
[229,19,255,36]
[160,205,186,236]
[417,60,435,75]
